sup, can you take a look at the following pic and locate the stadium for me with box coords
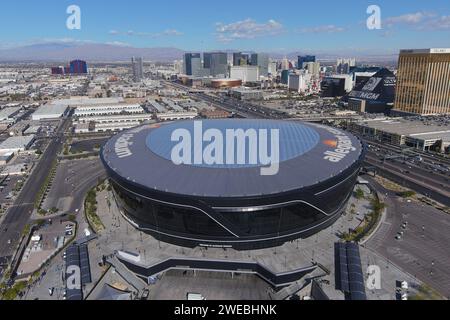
[101,119,365,250]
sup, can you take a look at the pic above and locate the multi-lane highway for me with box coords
[165,81,284,119]
[0,117,70,278]
[362,140,450,206]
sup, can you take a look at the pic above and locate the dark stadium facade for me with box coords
[101,120,365,250]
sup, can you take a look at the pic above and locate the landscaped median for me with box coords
[34,159,58,214]
[84,180,107,233]
[341,193,386,243]
[0,280,27,300]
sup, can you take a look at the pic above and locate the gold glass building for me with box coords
[394,49,450,115]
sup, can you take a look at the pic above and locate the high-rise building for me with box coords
[336,58,356,74]
[298,55,316,69]
[268,61,278,75]
[203,53,211,69]
[345,68,397,114]
[51,66,65,75]
[69,60,88,74]
[183,53,202,76]
[288,73,311,93]
[174,60,184,74]
[230,66,259,83]
[204,52,228,77]
[394,49,450,115]
[233,52,251,66]
[281,70,291,84]
[281,57,290,71]
[304,62,321,77]
[250,53,270,77]
[321,75,353,97]
[233,53,242,66]
[131,57,144,82]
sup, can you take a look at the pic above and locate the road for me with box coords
[42,158,106,216]
[364,176,450,298]
[164,80,282,119]
[357,137,450,207]
[0,117,70,278]
[364,158,450,207]
[366,153,450,192]
[365,139,450,168]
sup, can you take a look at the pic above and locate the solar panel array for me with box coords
[79,244,92,285]
[335,242,367,300]
[65,245,82,301]
[65,243,92,300]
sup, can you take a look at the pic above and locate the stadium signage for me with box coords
[322,128,357,163]
[349,91,380,100]
[115,133,134,158]
[171,121,280,176]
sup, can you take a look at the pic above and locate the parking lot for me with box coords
[365,177,450,298]
[0,175,21,209]
[41,158,105,214]
[17,220,76,277]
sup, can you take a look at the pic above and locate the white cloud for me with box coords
[297,25,346,34]
[419,15,450,30]
[109,29,183,38]
[162,29,183,36]
[106,41,131,47]
[385,12,436,26]
[384,11,450,31]
[215,18,284,42]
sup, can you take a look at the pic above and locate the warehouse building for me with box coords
[0,135,35,153]
[0,106,22,122]
[32,104,69,121]
[74,114,155,133]
[349,118,450,153]
[74,104,144,117]
[230,88,264,101]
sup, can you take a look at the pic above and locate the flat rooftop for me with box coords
[33,104,68,116]
[0,135,35,150]
[0,107,21,120]
[51,97,125,106]
[400,48,450,54]
[357,118,450,141]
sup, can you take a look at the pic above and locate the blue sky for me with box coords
[0,0,449,53]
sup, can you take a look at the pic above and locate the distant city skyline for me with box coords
[0,0,449,55]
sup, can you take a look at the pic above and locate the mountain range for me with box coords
[0,42,185,62]
[0,42,398,63]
